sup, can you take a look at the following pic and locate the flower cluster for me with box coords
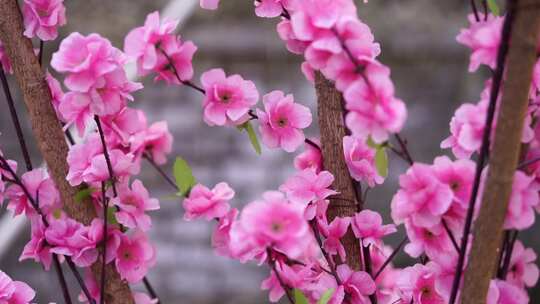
[0,270,35,304]
[22,0,67,41]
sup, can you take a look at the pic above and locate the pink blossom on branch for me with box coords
[115,230,156,283]
[22,0,66,41]
[294,138,322,173]
[280,168,337,206]
[200,68,259,126]
[183,182,234,221]
[112,180,160,231]
[0,271,35,304]
[257,90,312,152]
[343,135,384,187]
[351,209,396,247]
[200,0,220,10]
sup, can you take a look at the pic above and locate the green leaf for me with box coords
[238,121,261,155]
[487,0,500,16]
[74,187,94,203]
[375,146,389,177]
[366,136,377,149]
[318,289,334,304]
[173,157,196,197]
[294,289,309,304]
[106,207,118,225]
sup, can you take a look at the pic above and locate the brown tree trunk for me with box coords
[460,1,540,303]
[0,0,134,303]
[315,73,362,270]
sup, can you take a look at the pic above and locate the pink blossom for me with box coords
[0,41,12,73]
[102,107,147,145]
[229,191,310,259]
[200,68,259,126]
[136,121,173,165]
[320,217,350,261]
[112,180,160,231]
[344,60,406,143]
[124,11,178,75]
[336,264,376,303]
[211,208,238,257]
[5,168,60,218]
[403,220,455,259]
[391,163,453,228]
[46,72,64,117]
[0,271,35,304]
[441,99,487,159]
[506,240,539,288]
[22,0,66,41]
[276,20,309,55]
[504,171,539,230]
[351,210,396,246]
[200,0,220,10]
[261,261,314,302]
[343,135,384,187]
[294,138,322,173]
[280,168,337,205]
[183,182,234,221]
[396,262,445,304]
[133,292,159,304]
[487,280,529,304]
[257,90,312,152]
[255,0,289,18]
[20,218,52,270]
[432,156,475,207]
[456,14,503,72]
[115,230,156,283]
[77,270,100,303]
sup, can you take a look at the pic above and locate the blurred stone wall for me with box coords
[1,0,538,303]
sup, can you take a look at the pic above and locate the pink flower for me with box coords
[343,59,406,143]
[403,220,454,259]
[391,163,453,228]
[229,191,310,259]
[396,262,445,304]
[432,156,475,206]
[183,182,234,221]
[5,168,60,218]
[343,135,384,187]
[20,218,52,270]
[133,292,159,304]
[487,280,529,304]
[112,180,160,231]
[200,0,220,10]
[115,230,156,283]
[276,20,309,55]
[456,14,503,72]
[22,0,66,41]
[280,168,337,205]
[506,240,539,288]
[46,72,64,117]
[336,264,376,303]
[255,0,289,18]
[0,271,35,304]
[0,41,12,73]
[211,208,238,257]
[504,171,539,230]
[137,121,173,165]
[51,33,124,92]
[124,12,197,84]
[200,68,259,126]
[351,210,396,246]
[261,261,314,302]
[294,138,322,173]
[441,100,488,159]
[257,90,312,152]
[320,217,350,261]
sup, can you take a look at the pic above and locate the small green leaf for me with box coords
[318,289,334,304]
[375,146,388,177]
[487,0,500,16]
[106,207,118,225]
[238,121,261,155]
[366,136,377,149]
[173,157,196,197]
[52,209,62,219]
[74,187,94,203]
[294,289,309,304]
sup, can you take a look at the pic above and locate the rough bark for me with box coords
[0,0,134,303]
[315,73,362,270]
[460,1,540,303]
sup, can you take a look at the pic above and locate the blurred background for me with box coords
[1,0,538,303]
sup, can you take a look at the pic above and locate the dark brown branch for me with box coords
[459,1,540,302]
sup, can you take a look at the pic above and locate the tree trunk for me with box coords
[460,1,540,303]
[0,0,134,303]
[315,73,362,270]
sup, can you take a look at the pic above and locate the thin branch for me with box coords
[0,67,33,171]
[373,237,407,279]
[143,153,177,190]
[99,182,108,304]
[499,231,519,279]
[157,47,205,94]
[471,0,481,22]
[442,219,460,254]
[267,249,294,304]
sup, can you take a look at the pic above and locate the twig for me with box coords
[373,237,407,279]
[442,219,460,253]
